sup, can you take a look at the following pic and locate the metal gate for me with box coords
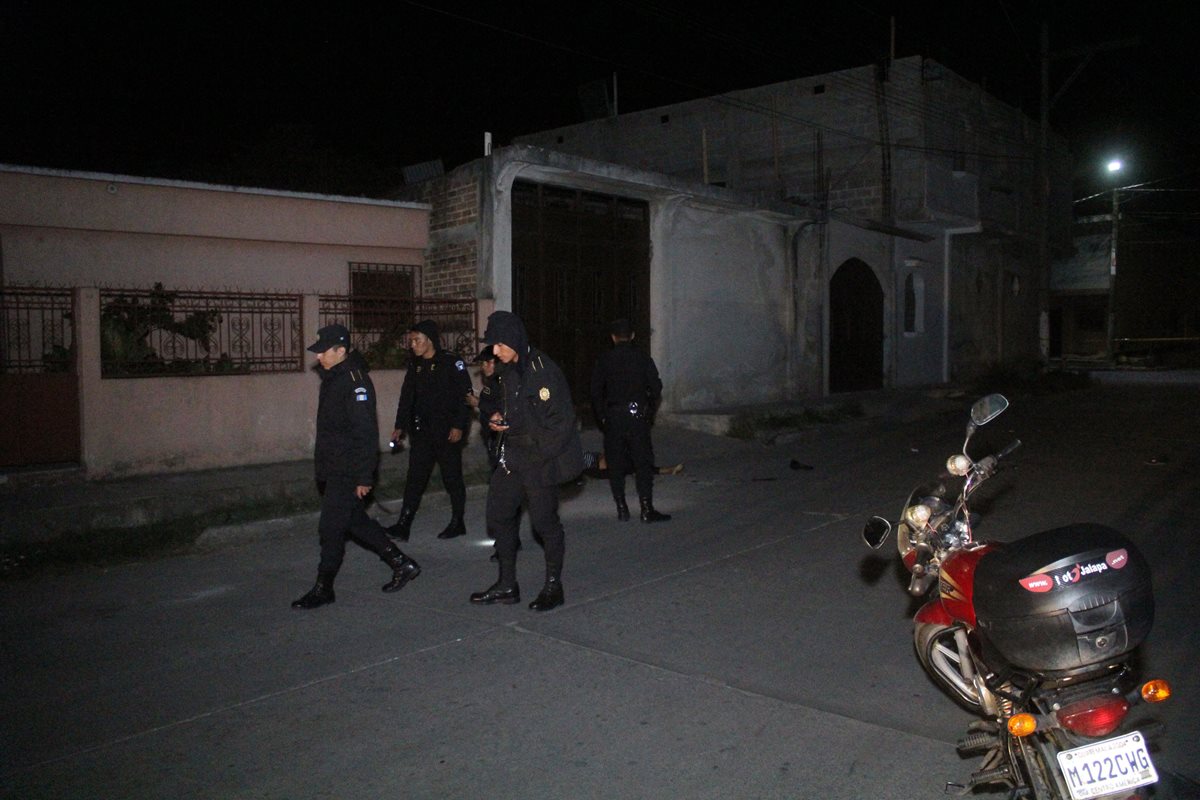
[0,287,80,468]
[511,181,651,422]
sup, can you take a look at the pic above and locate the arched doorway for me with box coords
[829,258,884,392]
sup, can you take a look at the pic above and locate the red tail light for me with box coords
[1055,695,1131,737]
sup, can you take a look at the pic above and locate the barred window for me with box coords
[349,262,420,331]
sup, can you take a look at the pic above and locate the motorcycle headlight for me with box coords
[946,454,972,476]
[904,503,932,528]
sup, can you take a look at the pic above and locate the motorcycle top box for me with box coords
[972,523,1154,676]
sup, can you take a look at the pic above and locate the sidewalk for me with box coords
[0,387,967,552]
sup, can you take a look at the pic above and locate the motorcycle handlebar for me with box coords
[997,439,1022,461]
[972,440,1021,483]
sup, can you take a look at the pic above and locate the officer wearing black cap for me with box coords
[590,318,671,523]
[292,323,420,610]
[469,310,584,611]
[467,345,503,470]
[388,319,474,541]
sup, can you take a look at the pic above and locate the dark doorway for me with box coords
[829,258,884,392]
[1,287,80,469]
[0,373,80,468]
[511,181,650,423]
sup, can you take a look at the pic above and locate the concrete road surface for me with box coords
[3,378,1198,799]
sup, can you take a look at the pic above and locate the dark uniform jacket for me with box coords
[314,350,380,486]
[477,372,501,423]
[590,342,663,429]
[394,349,473,437]
[476,371,502,465]
[496,347,585,486]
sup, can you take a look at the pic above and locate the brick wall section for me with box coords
[422,239,478,296]
[400,168,480,299]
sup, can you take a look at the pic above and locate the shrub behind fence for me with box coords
[99,285,304,377]
[319,294,477,370]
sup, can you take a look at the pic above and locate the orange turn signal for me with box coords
[1141,679,1172,703]
[1007,713,1038,737]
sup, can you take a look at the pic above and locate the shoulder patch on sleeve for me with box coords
[455,359,465,371]
[354,386,370,401]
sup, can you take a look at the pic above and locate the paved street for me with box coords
[2,377,1199,799]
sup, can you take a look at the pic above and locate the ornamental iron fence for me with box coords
[0,286,74,374]
[318,294,477,370]
[99,285,303,377]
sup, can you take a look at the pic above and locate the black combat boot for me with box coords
[291,572,336,609]
[470,582,521,604]
[380,545,421,593]
[614,495,631,522]
[471,558,520,604]
[387,504,417,541]
[529,575,565,612]
[640,496,671,523]
[437,515,467,539]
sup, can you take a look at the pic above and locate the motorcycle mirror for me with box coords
[969,394,1009,427]
[862,516,892,549]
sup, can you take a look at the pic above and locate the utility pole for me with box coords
[1106,186,1119,360]
[1039,24,1049,360]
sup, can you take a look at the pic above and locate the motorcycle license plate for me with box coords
[1055,731,1157,800]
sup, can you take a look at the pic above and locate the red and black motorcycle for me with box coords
[863,393,1172,799]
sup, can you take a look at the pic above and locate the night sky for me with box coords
[2,1,1196,200]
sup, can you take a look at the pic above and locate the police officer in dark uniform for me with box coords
[590,318,671,523]
[467,345,525,563]
[469,311,584,611]
[469,345,503,471]
[292,323,420,610]
[388,319,474,541]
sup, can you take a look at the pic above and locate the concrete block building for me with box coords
[399,56,1073,415]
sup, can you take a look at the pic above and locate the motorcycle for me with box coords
[863,393,1172,799]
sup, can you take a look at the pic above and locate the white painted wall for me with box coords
[654,200,792,410]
